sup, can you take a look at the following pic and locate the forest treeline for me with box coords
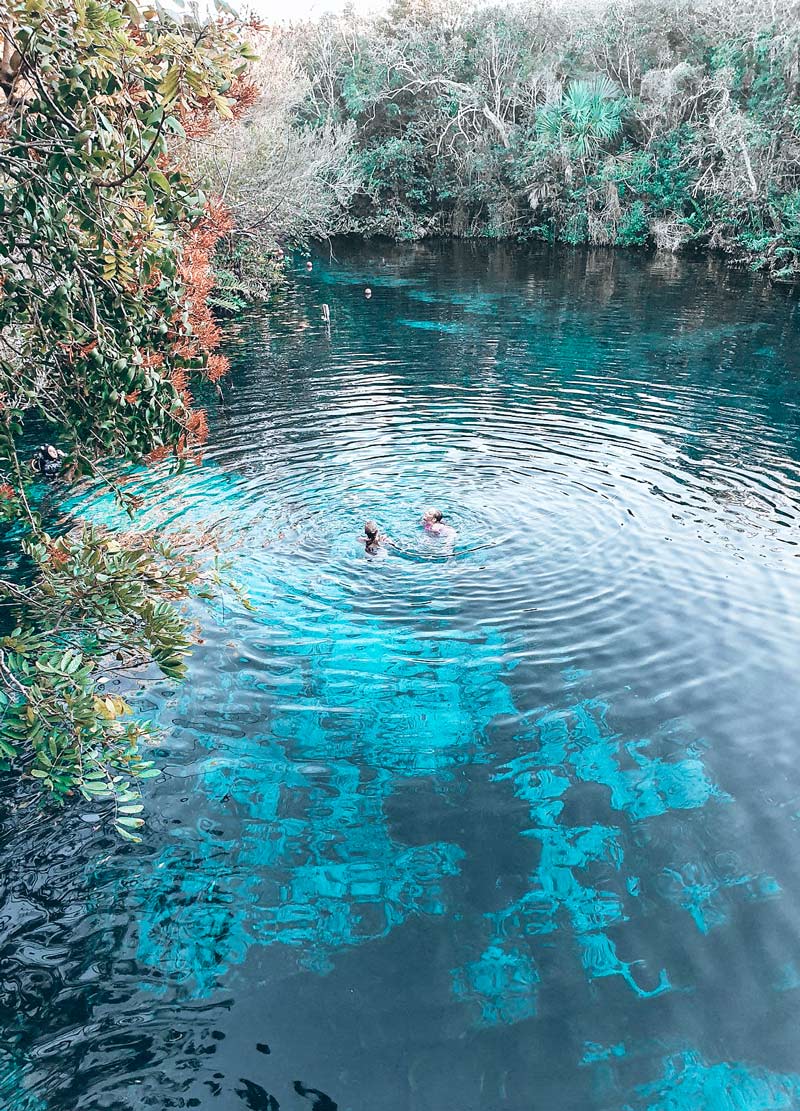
[207,0,800,291]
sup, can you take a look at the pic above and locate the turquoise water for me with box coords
[3,242,800,1109]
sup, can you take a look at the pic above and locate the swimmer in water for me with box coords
[421,507,456,540]
[362,520,386,555]
[31,444,64,477]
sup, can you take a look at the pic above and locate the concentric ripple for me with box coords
[5,241,800,1111]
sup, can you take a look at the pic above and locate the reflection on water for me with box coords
[3,242,800,1109]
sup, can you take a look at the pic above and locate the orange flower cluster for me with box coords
[205,353,230,383]
[159,195,235,461]
[179,101,216,141]
[229,77,260,120]
[169,367,189,394]
[144,444,171,465]
[174,197,232,372]
[174,78,257,138]
[142,266,163,292]
[175,408,209,464]
[186,408,209,442]
[170,338,199,361]
[58,338,99,367]
[45,541,69,566]
[0,482,16,501]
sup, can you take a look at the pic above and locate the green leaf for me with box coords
[123,0,143,24]
[160,65,181,103]
[211,93,234,120]
[81,781,111,794]
[164,115,186,138]
[149,170,171,195]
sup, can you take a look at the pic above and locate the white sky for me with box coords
[247,0,387,21]
[239,0,595,25]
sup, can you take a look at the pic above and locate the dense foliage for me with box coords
[277,0,800,279]
[0,0,253,836]
[188,29,361,309]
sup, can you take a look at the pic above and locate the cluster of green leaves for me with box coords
[0,0,252,833]
[357,137,435,238]
[0,0,249,462]
[0,525,212,839]
[535,78,625,162]
[285,0,800,279]
[209,265,255,314]
[209,245,288,313]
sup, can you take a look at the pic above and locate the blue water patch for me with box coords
[72,449,786,1018]
[317,270,418,288]
[397,319,472,334]
[404,290,501,315]
[629,1051,800,1111]
[452,699,762,1017]
[11,241,800,1109]
[660,863,781,934]
[125,621,517,992]
[581,1041,627,1065]
[405,290,441,304]
[0,1053,45,1111]
[135,764,464,987]
[452,941,539,1026]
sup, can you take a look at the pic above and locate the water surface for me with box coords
[3,242,800,1110]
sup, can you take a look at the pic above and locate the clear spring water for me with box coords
[3,241,800,1110]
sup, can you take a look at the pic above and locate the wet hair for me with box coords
[32,444,61,475]
[364,520,379,539]
[425,508,443,523]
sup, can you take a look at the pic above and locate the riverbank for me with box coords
[218,0,800,290]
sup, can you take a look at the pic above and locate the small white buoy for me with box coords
[305,261,313,272]
[364,287,372,299]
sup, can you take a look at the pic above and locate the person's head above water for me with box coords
[422,508,443,524]
[364,520,379,540]
[32,443,63,475]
